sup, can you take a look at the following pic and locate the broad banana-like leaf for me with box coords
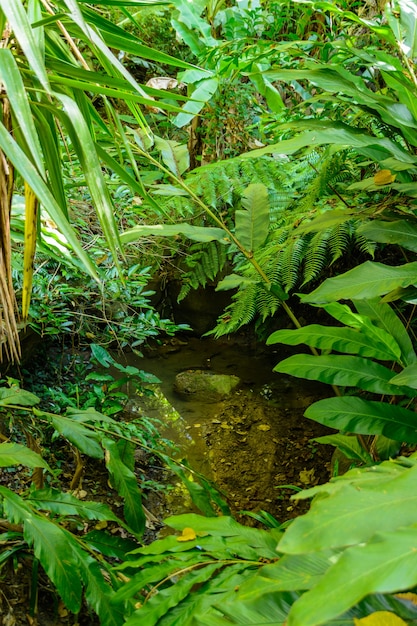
[320,301,403,362]
[121,223,227,244]
[279,462,417,555]
[103,438,145,537]
[354,298,417,366]
[302,261,417,303]
[235,183,270,253]
[358,220,417,253]
[304,396,417,443]
[0,442,50,469]
[274,354,412,396]
[267,324,401,362]
[173,77,219,128]
[287,527,417,626]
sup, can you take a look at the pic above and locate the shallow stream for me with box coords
[125,336,333,522]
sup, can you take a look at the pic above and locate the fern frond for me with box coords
[177,241,228,302]
[213,283,258,337]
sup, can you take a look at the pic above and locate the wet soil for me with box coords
[127,335,335,523]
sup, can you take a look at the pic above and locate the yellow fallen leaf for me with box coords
[396,592,417,605]
[177,527,197,542]
[95,520,108,530]
[374,169,396,185]
[299,468,316,484]
[257,424,271,432]
[354,611,407,625]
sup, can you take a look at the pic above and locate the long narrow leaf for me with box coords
[0,50,44,174]
[1,0,49,91]
[0,122,100,279]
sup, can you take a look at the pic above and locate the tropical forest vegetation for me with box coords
[1,0,417,624]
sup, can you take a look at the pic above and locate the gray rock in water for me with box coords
[174,369,240,403]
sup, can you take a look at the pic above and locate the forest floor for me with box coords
[0,334,335,625]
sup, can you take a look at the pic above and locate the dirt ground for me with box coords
[202,388,333,524]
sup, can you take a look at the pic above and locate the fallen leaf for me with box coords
[354,611,407,625]
[374,169,396,185]
[395,592,417,605]
[299,469,315,484]
[258,424,271,432]
[95,520,108,530]
[177,527,197,542]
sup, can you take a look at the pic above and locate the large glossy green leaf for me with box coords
[279,462,417,555]
[0,442,50,469]
[304,396,417,443]
[265,67,417,142]
[0,486,83,612]
[320,301,403,362]
[121,223,227,244]
[235,183,270,253]
[42,412,104,459]
[267,324,400,361]
[0,386,40,407]
[103,438,145,537]
[28,488,122,522]
[274,354,410,395]
[390,363,417,388]
[173,77,219,128]
[302,261,417,303]
[312,434,373,464]
[358,220,417,253]
[165,514,280,554]
[354,298,417,366]
[287,526,417,626]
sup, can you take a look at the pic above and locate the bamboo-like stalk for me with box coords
[0,90,21,363]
